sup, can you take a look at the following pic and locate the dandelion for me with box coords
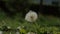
[25,10,38,22]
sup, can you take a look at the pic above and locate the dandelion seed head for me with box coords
[25,10,38,22]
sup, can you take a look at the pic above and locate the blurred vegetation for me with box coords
[0,8,60,34]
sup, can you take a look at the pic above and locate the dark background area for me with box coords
[0,0,60,17]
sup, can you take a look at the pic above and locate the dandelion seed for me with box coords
[25,10,38,22]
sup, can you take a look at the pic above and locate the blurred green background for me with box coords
[0,0,60,34]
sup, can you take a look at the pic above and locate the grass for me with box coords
[0,9,60,34]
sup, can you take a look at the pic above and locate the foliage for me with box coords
[0,10,60,34]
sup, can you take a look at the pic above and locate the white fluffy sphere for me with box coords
[25,10,38,22]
